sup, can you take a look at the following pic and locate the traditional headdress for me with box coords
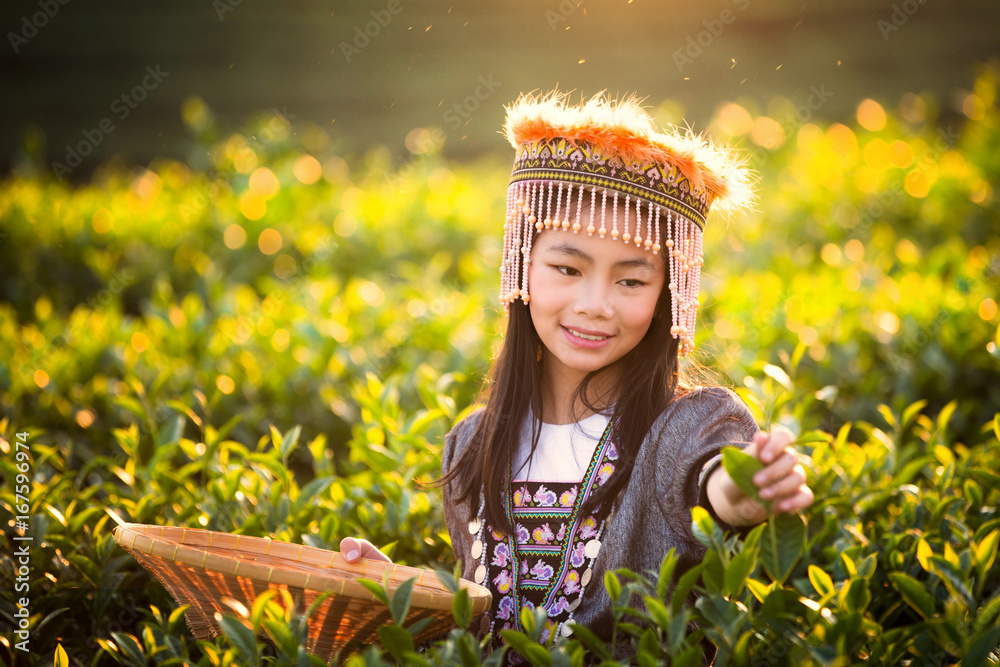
[501,90,753,356]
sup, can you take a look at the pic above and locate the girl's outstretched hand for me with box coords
[706,424,814,526]
[339,537,393,564]
[746,426,814,515]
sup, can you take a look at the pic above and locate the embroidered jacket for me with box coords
[440,386,760,655]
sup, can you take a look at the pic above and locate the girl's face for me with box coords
[527,222,666,390]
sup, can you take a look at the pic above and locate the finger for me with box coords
[339,537,392,563]
[753,451,798,488]
[773,486,815,514]
[757,427,794,463]
[758,465,807,501]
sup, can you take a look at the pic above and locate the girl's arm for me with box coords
[704,425,814,527]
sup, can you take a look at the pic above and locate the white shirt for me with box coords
[511,409,611,482]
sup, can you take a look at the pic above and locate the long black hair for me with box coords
[440,218,696,534]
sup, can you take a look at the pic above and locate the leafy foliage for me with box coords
[1,66,999,665]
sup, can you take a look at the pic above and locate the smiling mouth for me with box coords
[563,326,610,341]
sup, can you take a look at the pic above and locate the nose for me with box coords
[572,280,613,320]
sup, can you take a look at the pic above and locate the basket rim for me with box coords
[113,522,491,614]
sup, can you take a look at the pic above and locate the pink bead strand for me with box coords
[588,187,597,236]
[622,195,631,244]
[599,189,608,238]
[553,182,563,232]
[634,198,643,248]
[611,192,619,239]
[562,183,573,230]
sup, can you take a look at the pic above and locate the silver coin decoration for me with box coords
[475,564,487,583]
[471,539,484,559]
[584,539,601,559]
[561,623,574,637]
[468,518,482,534]
[568,598,581,612]
[581,568,593,586]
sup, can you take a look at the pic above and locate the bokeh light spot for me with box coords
[962,93,986,121]
[826,123,857,156]
[34,369,49,388]
[75,409,96,429]
[293,155,322,184]
[904,170,930,198]
[131,332,149,353]
[92,208,114,234]
[272,328,290,352]
[751,116,785,150]
[274,253,297,279]
[249,167,280,199]
[889,141,913,168]
[857,99,887,131]
[239,192,266,220]
[216,375,235,395]
[334,212,358,237]
[714,103,753,136]
[821,243,842,266]
[844,239,864,262]
[258,228,282,255]
[224,224,247,249]
[981,299,997,321]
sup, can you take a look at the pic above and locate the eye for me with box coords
[553,265,581,277]
[619,278,647,288]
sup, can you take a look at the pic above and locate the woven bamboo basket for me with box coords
[113,523,491,663]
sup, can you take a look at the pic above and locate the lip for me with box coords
[561,325,613,349]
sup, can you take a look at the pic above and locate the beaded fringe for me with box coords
[502,181,703,356]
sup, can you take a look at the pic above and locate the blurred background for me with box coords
[3,0,1000,174]
[3,3,1000,664]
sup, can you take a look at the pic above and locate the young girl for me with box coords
[341,91,814,658]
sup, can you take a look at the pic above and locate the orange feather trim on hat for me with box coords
[503,90,755,217]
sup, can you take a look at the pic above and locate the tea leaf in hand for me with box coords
[721,446,771,512]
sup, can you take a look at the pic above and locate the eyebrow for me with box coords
[544,242,659,272]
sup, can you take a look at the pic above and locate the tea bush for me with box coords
[0,64,998,665]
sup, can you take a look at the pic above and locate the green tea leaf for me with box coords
[975,588,1000,633]
[759,512,806,583]
[656,548,678,601]
[452,587,472,628]
[54,644,68,667]
[888,572,936,620]
[389,576,415,625]
[498,631,552,667]
[724,549,756,598]
[358,579,389,607]
[808,564,834,599]
[604,570,622,603]
[377,624,413,661]
[721,447,766,508]
[961,626,1000,667]
[218,615,260,667]
[974,529,999,588]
